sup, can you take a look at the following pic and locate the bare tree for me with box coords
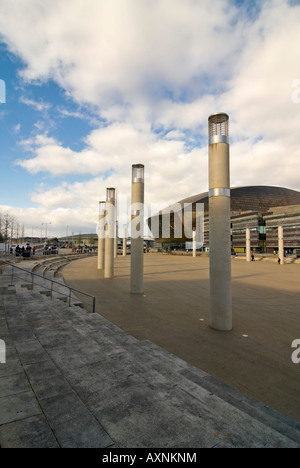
[0,211,20,252]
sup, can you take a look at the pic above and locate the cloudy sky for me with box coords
[0,0,300,239]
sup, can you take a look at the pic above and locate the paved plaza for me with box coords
[62,254,300,422]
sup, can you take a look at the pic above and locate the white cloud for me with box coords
[0,0,240,108]
[1,0,300,236]
[13,123,21,134]
[19,97,51,112]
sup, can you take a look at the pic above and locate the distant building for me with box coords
[147,186,300,254]
[58,233,98,247]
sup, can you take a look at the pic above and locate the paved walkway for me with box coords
[63,254,300,423]
[0,255,299,448]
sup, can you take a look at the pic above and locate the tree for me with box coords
[88,234,95,248]
[0,211,20,251]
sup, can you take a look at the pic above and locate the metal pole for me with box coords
[208,113,232,331]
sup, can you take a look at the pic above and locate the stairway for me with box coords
[0,262,299,448]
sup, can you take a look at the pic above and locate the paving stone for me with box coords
[15,340,49,365]
[0,415,59,448]
[23,359,62,383]
[52,413,114,448]
[0,390,42,425]
[38,391,94,430]
[0,372,31,398]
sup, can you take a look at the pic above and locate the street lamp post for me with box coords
[208,113,232,331]
[130,164,145,294]
[98,201,106,270]
[104,188,116,279]
[42,222,52,243]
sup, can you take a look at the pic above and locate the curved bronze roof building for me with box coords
[170,186,300,215]
[147,186,300,252]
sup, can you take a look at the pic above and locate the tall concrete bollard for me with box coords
[208,113,232,331]
[193,229,196,258]
[97,201,106,270]
[246,228,251,262]
[278,226,284,265]
[104,188,116,279]
[114,221,118,259]
[130,164,144,294]
[114,190,118,259]
[123,225,127,257]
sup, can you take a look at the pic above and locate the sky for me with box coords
[0,0,300,239]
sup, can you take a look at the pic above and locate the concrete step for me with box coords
[135,341,300,445]
[1,278,299,448]
[12,286,300,445]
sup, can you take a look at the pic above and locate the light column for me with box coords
[104,188,116,279]
[246,228,251,262]
[123,225,127,257]
[193,229,196,258]
[208,113,232,331]
[130,164,144,294]
[97,201,106,270]
[278,226,284,265]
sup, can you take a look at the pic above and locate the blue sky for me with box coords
[1,0,300,238]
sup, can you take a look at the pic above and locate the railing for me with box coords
[0,260,95,313]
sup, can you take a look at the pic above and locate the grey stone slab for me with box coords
[0,414,59,448]
[0,318,9,332]
[0,390,42,425]
[34,326,85,349]
[0,372,31,398]
[180,369,300,443]
[15,339,49,365]
[0,360,24,378]
[139,340,205,374]
[72,369,145,403]
[39,391,93,430]
[25,315,66,330]
[52,413,114,448]
[0,343,23,378]
[8,325,36,344]
[87,374,299,448]
[63,351,146,391]
[45,341,106,374]
[168,382,300,448]
[87,380,219,448]
[30,374,73,401]
[24,359,62,384]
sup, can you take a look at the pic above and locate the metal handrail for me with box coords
[0,260,95,313]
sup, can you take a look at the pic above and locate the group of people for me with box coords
[14,244,36,257]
